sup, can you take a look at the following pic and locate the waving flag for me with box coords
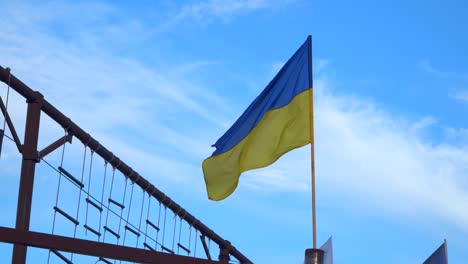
[202,36,313,201]
[320,236,333,264]
[423,240,448,264]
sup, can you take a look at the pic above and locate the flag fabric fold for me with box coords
[423,241,448,264]
[320,236,333,264]
[202,36,312,201]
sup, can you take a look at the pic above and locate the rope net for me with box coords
[0,71,233,264]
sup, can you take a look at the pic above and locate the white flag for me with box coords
[320,236,333,264]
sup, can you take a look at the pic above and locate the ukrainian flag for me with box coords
[423,241,448,264]
[203,36,313,201]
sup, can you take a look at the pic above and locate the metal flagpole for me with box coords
[307,35,317,249]
[304,35,324,264]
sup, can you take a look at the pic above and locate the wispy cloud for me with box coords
[160,0,294,30]
[242,76,468,230]
[179,0,290,19]
[445,127,468,146]
[0,1,232,128]
[410,116,437,133]
[2,0,468,238]
[315,59,331,74]
[419,60,468,82]
[0,1,232,190]
[451,89,468,103]
[316,82,468,229]
[420,61,468,104]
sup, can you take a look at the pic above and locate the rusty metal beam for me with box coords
[0,226,221,264]
[12,94,42,263]
[38,133,72,158]
[218,240,231,264]
[0,95,22,153]
[0,65,252,264]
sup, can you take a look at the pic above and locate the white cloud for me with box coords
[315,59,331,74]
[0,1,233,130]
[420,61,468,104]
[2,0,468,239]
[90,131,202,186]
[451,89,468,102]
[316,87,468,227]
[0,2,231,193]
[242,77,468,230]
[419,60,468,82]
[410,116,437,133]
[180,0,289,19]
[445,127,468,146]
[160,0,294,29]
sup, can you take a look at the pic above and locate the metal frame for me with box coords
[0,65,252,264]
[12,93,42,263]
[0,227,220,264]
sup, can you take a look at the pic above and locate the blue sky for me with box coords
[1,0,468,263]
